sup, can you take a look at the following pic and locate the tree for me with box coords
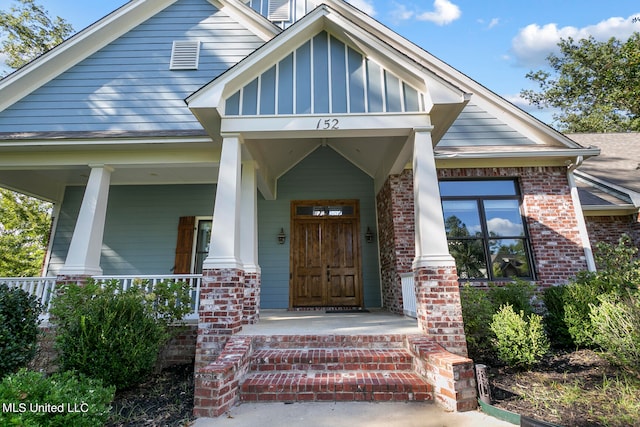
[521,33,640,132]
[0,190,51,277]
[0,0,73,72]
[0,0,65,276]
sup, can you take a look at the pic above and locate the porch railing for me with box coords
[1,277,57,320]
[1,275,202,322]
[92,275,202,321]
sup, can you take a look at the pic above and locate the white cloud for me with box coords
[488,18,500,29]
[486,218,523,237]
[346,0,376,16]
[390,3,414,23]
[416,0,461,26]
[511,14,640,67]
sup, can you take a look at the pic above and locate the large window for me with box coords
[439,180,534,281]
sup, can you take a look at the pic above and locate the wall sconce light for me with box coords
[365,227,374,243]
[278,228,286,245]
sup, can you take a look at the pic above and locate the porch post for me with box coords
[241,160,260,324]
[412,128,468,357]
[58,164,113,278]
[196,134,245,369]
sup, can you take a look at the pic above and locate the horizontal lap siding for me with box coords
[0,0,264,132]
[48,184,215,276]
[438,104,535,147]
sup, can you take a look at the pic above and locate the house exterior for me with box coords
[0,0,602,416]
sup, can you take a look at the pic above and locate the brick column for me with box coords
[195,268,245,369]
[242,272,260,325]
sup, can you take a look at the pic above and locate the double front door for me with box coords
[290,200,363,308]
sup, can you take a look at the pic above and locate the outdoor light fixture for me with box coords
[365,227,374,243]
[278,228,286,245]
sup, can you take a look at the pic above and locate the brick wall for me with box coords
[438,166,589,288]
[376,170,415,313]
[585,214,640,249]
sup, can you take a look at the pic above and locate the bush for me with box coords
[0,369,114,427]
[590,292,640,373]
[564,236,640,348]
[0,284,42,378]
[490,304,549,369]
[488,279,536,316]
[542,285,574,348]
[50,279,191,390]
[460,284,495,359]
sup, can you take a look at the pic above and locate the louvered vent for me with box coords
[170,41,201,70]
[267,0,291,21]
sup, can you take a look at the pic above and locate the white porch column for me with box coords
[240,160,259,273]
[59,164,113,276]
[203,133,243,270]
[412,127,455,268]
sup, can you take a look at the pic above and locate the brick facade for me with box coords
[242,272,260,325]
[585,214,640,249]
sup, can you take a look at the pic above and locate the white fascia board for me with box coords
[217,0,281,41]
[320,0,582,150]
[582,205,639,216]
[435,147,601,163]
[0,0,179,113]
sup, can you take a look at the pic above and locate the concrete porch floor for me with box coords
[238,309,421,335]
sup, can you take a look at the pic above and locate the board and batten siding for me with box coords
[47,184,216,276]
[437,103,536,147]
[0,0,264,132]
[258,146,382,309]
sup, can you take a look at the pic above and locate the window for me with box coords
[439,179,534,281]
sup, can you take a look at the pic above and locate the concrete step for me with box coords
[240,371,433,403]
[250,348,414,372]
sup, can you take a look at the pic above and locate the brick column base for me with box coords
[242,272,260,325]
[414,266,468,358]
[195,268,245,370]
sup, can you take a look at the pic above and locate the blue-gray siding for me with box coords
[0,0,264,132]
[258,146,381,308]
[48,184,216,276]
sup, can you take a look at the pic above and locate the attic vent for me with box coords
[170,41,201,70]
[267,0,291,21]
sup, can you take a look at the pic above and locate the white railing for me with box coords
[400,273,417,318]
[1,277,57,320]
[92,275,202,321]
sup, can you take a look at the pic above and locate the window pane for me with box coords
[442,200,482,237]
[448,239,488,279]
[490,239,531,278]
[484,200,524,237]
[439,180,517,197]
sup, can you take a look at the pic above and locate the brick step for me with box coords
[250,334,418,349]
[240,371,433,403]
[250,348,414,372]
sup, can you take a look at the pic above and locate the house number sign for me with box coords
[316,118,340,130]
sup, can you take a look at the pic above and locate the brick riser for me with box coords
[240,337,432,403]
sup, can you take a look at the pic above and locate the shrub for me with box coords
[590,292,640,373]
[50,279,191,390]
[541,285,573,348]
[0,369,114,427]
[564,236,640,348]
[0,284,42,378]
[460,284,495,359]
[488,279,536,316]
[490,304,549,369]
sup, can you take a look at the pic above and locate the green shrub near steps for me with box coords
[0,369,115,427]
[0,284,42,379]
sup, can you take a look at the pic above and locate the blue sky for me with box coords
[2,0,640,126]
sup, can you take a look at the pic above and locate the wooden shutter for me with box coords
[174,216,195,274]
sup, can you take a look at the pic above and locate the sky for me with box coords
[1,0,640,126]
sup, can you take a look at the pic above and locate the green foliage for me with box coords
[488,279,535,316]
[0,190,52,277]
[459,284,495,358]
[0,369,114,427]
[521,33,640,132]
[563,236,640,348]
[490,304,550,369]
[0,284,42,378]
[50,279,191,390]
[0,0,73,73]
[541,285,573,348]
[590,292,640,373]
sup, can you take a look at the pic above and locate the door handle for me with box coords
[327,265,330,282]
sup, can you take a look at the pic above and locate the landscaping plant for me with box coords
[0,283,42,378]
[50,278,191,390]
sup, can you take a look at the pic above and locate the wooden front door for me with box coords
[290,200,363,308]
